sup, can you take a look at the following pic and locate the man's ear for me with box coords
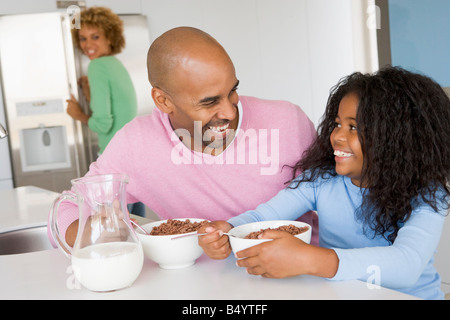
[151,87,174,114]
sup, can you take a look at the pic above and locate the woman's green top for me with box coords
[87,55,137,154]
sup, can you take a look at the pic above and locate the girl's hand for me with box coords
[198,221,233,260]
[235,230,339,279]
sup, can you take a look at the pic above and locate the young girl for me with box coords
[198,67,450,300]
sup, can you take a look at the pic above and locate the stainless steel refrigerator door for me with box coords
[0,12,86,192]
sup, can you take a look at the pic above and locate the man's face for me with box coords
[164,53,240,154]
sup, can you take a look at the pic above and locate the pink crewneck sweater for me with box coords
[48,96,318,245]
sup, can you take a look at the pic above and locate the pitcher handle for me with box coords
[50,193,77,258]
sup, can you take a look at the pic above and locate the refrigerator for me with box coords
[0,12,151,193]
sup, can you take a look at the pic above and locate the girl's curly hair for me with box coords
[291,66,450,243]
[71,6,125,55]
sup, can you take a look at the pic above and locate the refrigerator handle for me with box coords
[0,123,8,139]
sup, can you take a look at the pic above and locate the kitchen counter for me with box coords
[0,247,418,300]
[0,185,150,233]
[0,186,419,300]
[0,186,59,233]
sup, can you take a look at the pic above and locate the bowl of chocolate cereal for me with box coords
[136,218,209,269]
[228,220,311,254]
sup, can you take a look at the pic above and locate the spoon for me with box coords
[130,219,149,235]
[171,232,233,240]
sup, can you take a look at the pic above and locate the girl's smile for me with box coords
[330,93,364,186]
[334,149,354,159]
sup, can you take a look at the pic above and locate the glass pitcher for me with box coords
[50,173,143,292]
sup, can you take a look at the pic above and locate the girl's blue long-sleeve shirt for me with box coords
[228,174,446,300]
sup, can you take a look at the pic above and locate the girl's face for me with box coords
[78,26,111,60]
[330,93,364,186]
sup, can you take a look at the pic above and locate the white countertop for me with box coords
[0,248,418,300]
[0,187,419,300]
[0,186,59,233]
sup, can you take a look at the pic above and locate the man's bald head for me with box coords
[147,27,232,93]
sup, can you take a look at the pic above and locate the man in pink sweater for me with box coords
[49,27,317,247]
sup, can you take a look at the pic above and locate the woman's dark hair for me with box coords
[291,66,450,243]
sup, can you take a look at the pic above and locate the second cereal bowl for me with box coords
[228,220,312,254]
[136,218,207,269]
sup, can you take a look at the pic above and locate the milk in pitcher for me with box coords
[72,242,143,292]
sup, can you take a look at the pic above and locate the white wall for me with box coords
[139,0,377,127]
[142,0,313,118]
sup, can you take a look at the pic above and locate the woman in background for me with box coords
[67,6,137,154]
[67,7,143,216]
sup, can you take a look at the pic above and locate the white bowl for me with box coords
[136,218,207,269]
[228,220,312,254]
